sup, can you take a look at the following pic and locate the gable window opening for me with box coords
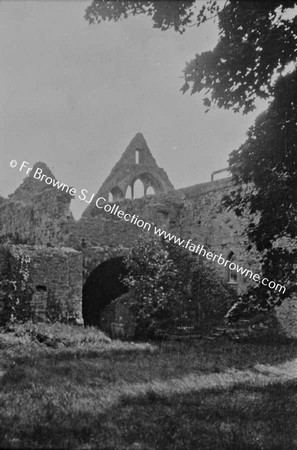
[135,150,140,164]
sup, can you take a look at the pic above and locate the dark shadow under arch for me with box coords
[82,257,128,327]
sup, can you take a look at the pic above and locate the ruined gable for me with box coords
[83,133,173,213]
[0,135,295,336]
[0,162,75,246]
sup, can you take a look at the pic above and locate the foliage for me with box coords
[0,232,31,246]
[85,1,297,113]
[0,250,33,325]
[85,1,215,33]
[191,263,237,330]
[182,1,297,113]
[164,241,237,332]
[122,236,235,337]
[224,71,297,319]
[85,1,297,317]
[122,236,185,337]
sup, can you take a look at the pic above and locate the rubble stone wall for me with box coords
[0,156,294,336]
[0,245,83,323]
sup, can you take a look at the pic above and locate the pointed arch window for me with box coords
[133,178,144,198]
[145,186,155,196]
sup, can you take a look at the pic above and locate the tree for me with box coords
[85,1,297,315]
[182,1,297,113]
[0,250,33,326]
[122,236,189,337]
[224,71,297,320]
[122,235,236,337]
[85,1,297,109]
[85,1,213,33]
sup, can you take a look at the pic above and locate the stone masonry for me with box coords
[0,133,295,335]
[0,244,83,324]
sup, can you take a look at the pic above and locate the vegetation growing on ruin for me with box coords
[122,236,236,338]
[0,249,33,326]
[85,1,297,316]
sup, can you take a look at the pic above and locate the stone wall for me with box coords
[275,298,297,338]
[0,162,74,246]
[0,172,273,321]
[86,132,174,203]
[0,245,83,323]
[0,148,294,336]
[72,178,258,293]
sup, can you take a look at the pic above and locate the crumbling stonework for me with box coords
[275,299,297,338]
[0,245,83,323]
[0,133,295,336]
[83,132,174,206]
[0,162,75,246]
[73,177,257,294]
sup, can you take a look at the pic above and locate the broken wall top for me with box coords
[83,133,174,216]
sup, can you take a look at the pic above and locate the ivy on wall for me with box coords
[0,248,33,325]
[122,236,237,338]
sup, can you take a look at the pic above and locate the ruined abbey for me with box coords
[0,133,296,336]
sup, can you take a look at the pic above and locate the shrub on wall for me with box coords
[0,250,33,325]
[122,236,237,338]
[122,236,186,337]
[191,264,237,332]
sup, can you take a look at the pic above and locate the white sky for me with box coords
[0,1,267,219]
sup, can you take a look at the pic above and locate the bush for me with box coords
[191,264,237,332]
[122,236,237,338]
[122,236,181,338]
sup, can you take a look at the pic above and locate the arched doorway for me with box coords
[82,257,128,327]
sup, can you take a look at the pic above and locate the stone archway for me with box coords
[82,256,128,327]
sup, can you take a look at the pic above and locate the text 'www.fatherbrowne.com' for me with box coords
[153,227,286,294]
[10,160,286,294]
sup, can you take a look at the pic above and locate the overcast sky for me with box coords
[0,1,267,219]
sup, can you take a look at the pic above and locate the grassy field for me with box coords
[0,322,297,449]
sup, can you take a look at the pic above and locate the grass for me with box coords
[0,322,297,449]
